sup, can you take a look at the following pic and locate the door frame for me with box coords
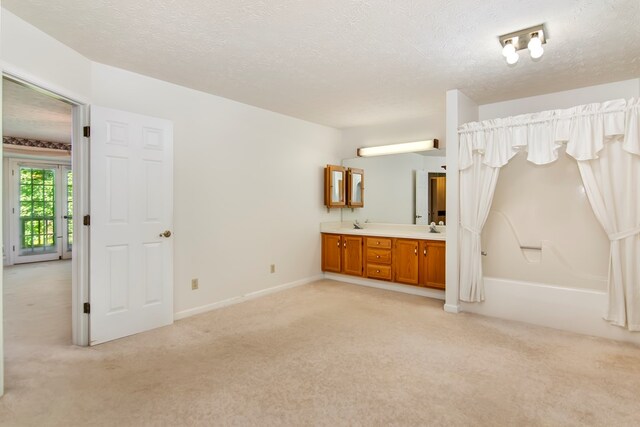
[2,69,90,347]
[8,159,71,264]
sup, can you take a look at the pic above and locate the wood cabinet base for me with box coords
[322,233,445,290]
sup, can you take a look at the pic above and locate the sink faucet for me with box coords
[354,220,363,230]
[429,222,439,233]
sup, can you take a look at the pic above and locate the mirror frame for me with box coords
[324,164,347,208]
[347,168,364,208]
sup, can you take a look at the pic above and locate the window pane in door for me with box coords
[19,167,58,255]
[66,170,73,251]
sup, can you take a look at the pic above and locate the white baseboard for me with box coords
[324,273,445,300]
[462,277,640,345]
[174,274,324,320]
[443,304,460,313]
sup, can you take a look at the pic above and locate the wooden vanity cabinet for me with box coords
[419,240,446,289]
[393,239,419,285]
[322,233,444,289]
[321,233,364,277]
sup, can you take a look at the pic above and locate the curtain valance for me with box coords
[458,98,640,169]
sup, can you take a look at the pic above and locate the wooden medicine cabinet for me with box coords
[347,168,364,208]
[325,165,346,208]
[324,165,364,209]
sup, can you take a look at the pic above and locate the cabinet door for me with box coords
[342,235,363,276]
[347,168,364,208]
[322,234,342,273]
[324,165,347,208]
[393,239,419,285]
[420,240,446,289]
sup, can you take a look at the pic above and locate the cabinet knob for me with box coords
[414,248,417,255]
[376,255,380,259]
[343,241,346,248]
[376,270,380,273]
[424,249,427,256]
[337,240,340,247]
[376,241,380,245]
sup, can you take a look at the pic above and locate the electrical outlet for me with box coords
[191,278,199,290]
[270,264,276,274]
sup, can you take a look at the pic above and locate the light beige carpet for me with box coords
[1,262,640,426]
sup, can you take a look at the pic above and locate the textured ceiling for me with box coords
[3,0,639,129]
[2,79,73,144]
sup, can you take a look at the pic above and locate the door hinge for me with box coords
[83,302,91,314]
[12,169,15,176]
[12,245,15,252]
[83,215,90,226]
[83,126,91,138]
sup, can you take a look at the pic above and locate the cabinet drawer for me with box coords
[366,248,392,264]
[366,237,392,249]
[367,264,392,280]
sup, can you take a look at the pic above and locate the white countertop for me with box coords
[320,222,446,241]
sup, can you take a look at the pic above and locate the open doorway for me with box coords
[428,172,446,224]
[2,77,75,352]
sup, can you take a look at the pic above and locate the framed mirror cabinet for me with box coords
[324,165,364,209]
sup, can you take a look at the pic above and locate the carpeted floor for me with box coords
[1,261,640,426]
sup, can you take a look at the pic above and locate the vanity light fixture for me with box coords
[499,24,547,64]
[357,139,439,157]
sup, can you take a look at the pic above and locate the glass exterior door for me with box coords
[12,163,72,264]
[62,168,73,259]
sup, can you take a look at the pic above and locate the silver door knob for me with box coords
[159,230,172,238]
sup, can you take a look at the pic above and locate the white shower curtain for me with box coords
[458,98,640,330]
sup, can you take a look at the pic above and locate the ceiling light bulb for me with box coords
[530,45,544,59]
[502,41,515,57]
[528,34,542,51]
[506,51,519,65]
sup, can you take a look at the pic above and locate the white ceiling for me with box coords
[3,0,639,129]
[2,79,73,144]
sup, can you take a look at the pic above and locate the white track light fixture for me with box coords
[499,24,547,65]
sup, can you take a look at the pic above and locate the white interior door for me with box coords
[415,170,428,225]
[90,106,173,345]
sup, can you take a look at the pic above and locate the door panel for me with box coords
[90,106,173,345]
[322,234,342,273]
[393,239,419,285]
[342,235,363,276]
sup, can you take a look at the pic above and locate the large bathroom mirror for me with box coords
[341,153,446,224]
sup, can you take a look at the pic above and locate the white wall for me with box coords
[479,78,640,120]
[90,63,342,316]
[1,10,91,102]
[444,90,478,313]
[1,9,342,341]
